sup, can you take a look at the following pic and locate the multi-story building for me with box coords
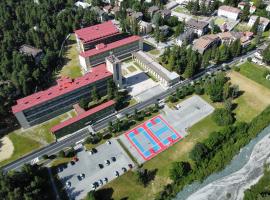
[193,34,221,54]
[218,5,241,20]
[79,35,142,71]
[75,21,125,52]
[12,64,113,128]
[185,19,209,37]
[51,100,116,139]
[248,15,270,32]
[132,51,180,87]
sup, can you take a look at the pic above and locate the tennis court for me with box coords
[125,115,181,161]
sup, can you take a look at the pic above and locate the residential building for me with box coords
[176,30,195,46]
[103,5,112,13]
[165,1,178,10]
[132,51,180,87]
[12,64,113,128]
[193,34,221,54]
[238,2,256,13]
[105,55,123,88]
[131,12,143,21]
[218,31,241,45]
[79,35,142,71]
[74,1,91,9]
[51,100,116,139]
[185,19,209,37]
[148,6,159,17]
[139,20,152,34]
[160,9,171,19]
[218,5,241,20]
[159,25,170,36]
[248,15,270,32]
[75,21,124,52]
[19,44,44,64]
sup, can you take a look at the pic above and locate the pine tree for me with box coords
[251,17,260,35]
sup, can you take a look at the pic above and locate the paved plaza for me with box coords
[58,139,134,200]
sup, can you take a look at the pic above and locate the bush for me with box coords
[212,108,234,126]
[247,57,252,62]
[234,66,240,72]
[79,98,89,110]
[194,85,204,95]
[42,154,49,160]
[169,161,191,182]
[58,150,65,158]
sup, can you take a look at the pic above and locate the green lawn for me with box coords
[238,62,270,89]
[148,49,160,56]
[234,22,251,32]
[127,65,137,73]
[173,6,189,14]
[0,110,76,167]
[59,34,82,79]
[214,17,226,26]
[0,133,42,167]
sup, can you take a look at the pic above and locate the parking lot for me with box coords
[57,139,134,200]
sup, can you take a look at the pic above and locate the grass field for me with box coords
[0,110,76,167]
[234,22,250,32]
[100,71,270,200]
[237,62,270,89]
[59,34,82,79]
[214,17,226,26]
[0,133,42,167]
[148,49,160,56]
[127,65,137,73]
[228,71,270,122]
[173,6,189,14]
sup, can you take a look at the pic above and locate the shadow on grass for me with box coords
[95,187,114,200]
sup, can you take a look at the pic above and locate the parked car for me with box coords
[115,171,119,177]
[98,164,104,169]
[80,173,85,179]
[122,167,127,172]
[66,181,71,188]
[99,179,103,185]
[128,164,133,169]
[70,161,75,166]
[103,177,108,183]
[106,140,111,145]
[111,157,116,162]
[105,160,110,165]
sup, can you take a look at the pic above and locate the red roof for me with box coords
[74,21,119,43]
[12,64,112,113]
[79,35,141,58]
[51,100,115,133]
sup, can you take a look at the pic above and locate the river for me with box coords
[174,125,270,200]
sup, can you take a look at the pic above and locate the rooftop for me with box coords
[218,5,241,14]
[79,35,141,58]
[19,44,42,57]
[193,34,220,53]
[12,64,112,113]
[51,100,115,133]
[74,21,119,43]
[186,19,209,29]
[132,51,179,82]
[250,15,270,26]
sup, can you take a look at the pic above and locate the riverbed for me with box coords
[174,125,270,200]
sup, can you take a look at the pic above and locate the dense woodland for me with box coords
[0,164,54,200]
[0,0,100,128]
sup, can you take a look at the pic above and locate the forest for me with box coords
[0,0,100,129]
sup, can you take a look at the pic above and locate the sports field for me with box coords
[125,115,181,161]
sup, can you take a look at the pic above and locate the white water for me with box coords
[174,125,270,200]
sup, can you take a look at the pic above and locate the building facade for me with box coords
[185,19,209,37]
[79,36,142,71]
[12,64,113,128]
[218,5,241,20]
[51,100,115,139]
[132,51,180,87]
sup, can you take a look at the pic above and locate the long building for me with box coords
[51,100,116,139]
[132,51,180,87]
[79,35,142,71]
[75,20,126,52]
[12,64,113,128]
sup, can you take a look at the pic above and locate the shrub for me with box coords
[212,108,234,126]
[58,150,65,158]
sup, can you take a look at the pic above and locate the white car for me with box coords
[99,179,103,185]
[66,181,71,188]
[106,140,111,145]
[115,171,119,177]
[105,160,110,165]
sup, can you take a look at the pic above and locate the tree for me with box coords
[262,44,270,64]
[91,86,99,102]
[169,161,191,182]
[86,191,96,200]
[212,24,221,34]
[241,4,250,22]
[212,108,234,126]
[251,16,260,35]
[79,98,89,110]
[189,142,209,163]
[174,23,184,37]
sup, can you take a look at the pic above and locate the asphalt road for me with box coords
[0,47,260,173]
